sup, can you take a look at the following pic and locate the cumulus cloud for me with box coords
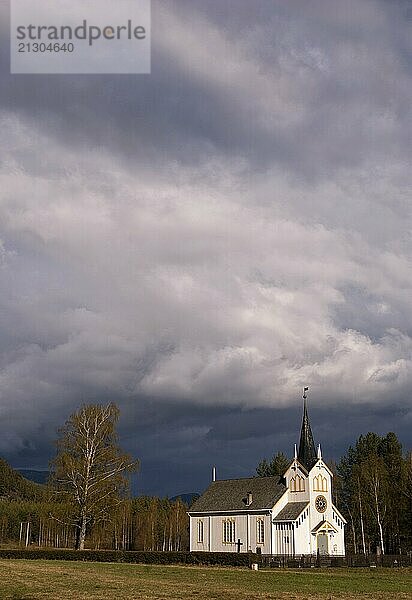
[0,0,411,493]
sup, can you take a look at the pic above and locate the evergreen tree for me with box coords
[256,451,289,477]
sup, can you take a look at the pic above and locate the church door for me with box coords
[317,533,328,555]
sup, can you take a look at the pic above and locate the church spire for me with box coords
[297,387,317,471]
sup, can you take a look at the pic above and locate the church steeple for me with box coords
[297,388,317,471]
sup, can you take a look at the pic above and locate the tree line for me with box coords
[0,496,189,551]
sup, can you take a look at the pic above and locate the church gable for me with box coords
[284,460,308,494]
[311,520,338,534]
[307,449,333,499]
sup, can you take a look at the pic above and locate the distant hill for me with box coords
[0,458,46,501]
[170,493,200,506]
[1,460,200,506]
[17,469,49,485]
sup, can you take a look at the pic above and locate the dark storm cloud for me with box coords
[1,0,410,177]
[0,0,411,495]
[123,400,411,496]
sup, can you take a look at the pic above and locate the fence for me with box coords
[259,553,412,568]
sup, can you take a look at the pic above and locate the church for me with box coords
[188,394,346,555]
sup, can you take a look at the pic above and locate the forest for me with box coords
[0,479,190,552]
[334,432,412,555]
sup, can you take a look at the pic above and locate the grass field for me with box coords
[0,560,411,600]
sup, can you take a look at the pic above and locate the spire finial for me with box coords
[303,386,309,400]
[317,444,322,460]
[294,443,298,460]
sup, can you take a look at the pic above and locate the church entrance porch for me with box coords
[312,520,338,556]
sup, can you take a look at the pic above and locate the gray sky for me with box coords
[0,0,411,496]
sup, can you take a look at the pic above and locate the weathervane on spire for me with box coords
[303,386,309,399]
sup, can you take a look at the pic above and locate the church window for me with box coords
[222,519,235,544]
[257,518,264,544]
[197,520,204,543]
[290,474,305,492]
[313,474,327,492]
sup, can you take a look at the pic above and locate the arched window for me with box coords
[222,519,235,544]
[257,518,264,544]
[197,519,204,543]
[313,474,327,492]
[291,474,305,492]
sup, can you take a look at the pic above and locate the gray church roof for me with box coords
[273,501,309,521]
[189,476,286,513]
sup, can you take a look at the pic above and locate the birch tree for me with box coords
[359,454,388,555]
[51,403,139,550]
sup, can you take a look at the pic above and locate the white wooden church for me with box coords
[188,395,346,555]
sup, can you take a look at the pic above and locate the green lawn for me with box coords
[0,560,411,600]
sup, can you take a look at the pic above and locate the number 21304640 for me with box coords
[18,42,74,53]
